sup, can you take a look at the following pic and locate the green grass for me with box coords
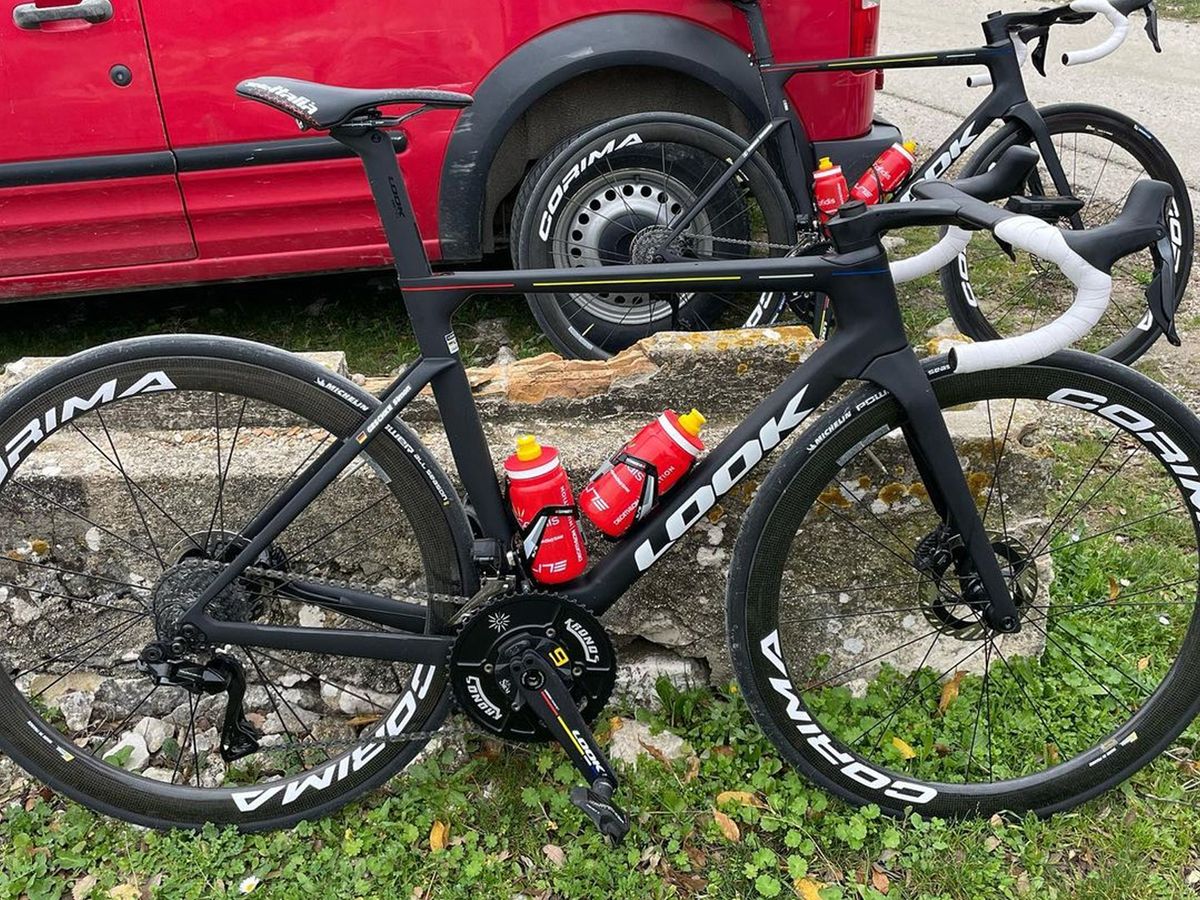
[1,679,1196,899]
[0,274,551,375]
[1159,0,1200,21]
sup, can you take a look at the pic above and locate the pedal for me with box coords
[570,780,631,843]
[509,647,630,843]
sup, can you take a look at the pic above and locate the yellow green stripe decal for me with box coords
[825,55,938,68]
[532,275,742,288]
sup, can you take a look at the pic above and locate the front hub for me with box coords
[915,526,1037,639]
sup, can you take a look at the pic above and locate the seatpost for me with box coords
[736,0,776,65]
[330,125,432,279]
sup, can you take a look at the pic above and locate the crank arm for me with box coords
[511,649,630,842]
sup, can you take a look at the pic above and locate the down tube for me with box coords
[562,340,853,614]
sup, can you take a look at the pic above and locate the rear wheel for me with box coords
[0,336,476,830]
[511,112,796,359]
[729,352,1200,817]
[941,104,1193,365]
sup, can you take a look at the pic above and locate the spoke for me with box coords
[0,554,150,594]
[245,649,329,764]
[1021,617,1141,711]
[980,398,1016,537]
[283,492,392,564]
[93,684,159,756]
[1029,428,1123,557]
[227,433,333,549]
[1085,141,1117,211]
[171,694,197,785]
[1027,578,1199,613]
[983,638,995,781]
[293,514,407,581]
[847,614,969,748]
[204,396,247,550]
[966,643,987,777]
[252,648,395,716]
[832,475,916,562]
[800,624,946,692]
[5,482,162,570]
[1034,504,1185,559]
[989,638,1064,757]
[778,598,949,627]
[814,497,927,581]
[1031,442,1138,559]
[26,613,145,694]
[0,575,150,618]
[81,414,166,568]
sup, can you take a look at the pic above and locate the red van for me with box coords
[1,0,884,301]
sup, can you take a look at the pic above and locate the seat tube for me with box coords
[331,127,432,279]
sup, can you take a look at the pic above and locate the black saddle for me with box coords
[235,76,472,131]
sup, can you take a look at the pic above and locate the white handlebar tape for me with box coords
[967,37,1028,88]
[951,215,1112,373]
[1064,0,1130,66]
[890,226,972,284]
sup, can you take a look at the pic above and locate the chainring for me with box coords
[448,593,617,742]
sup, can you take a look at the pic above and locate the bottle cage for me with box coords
[586,451,661,530]
[518,505,582,563]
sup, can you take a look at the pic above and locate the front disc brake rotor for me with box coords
[915,528,1039,640]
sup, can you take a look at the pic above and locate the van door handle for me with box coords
[13,0,113,28]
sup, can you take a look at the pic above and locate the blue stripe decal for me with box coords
[830,268,890,277]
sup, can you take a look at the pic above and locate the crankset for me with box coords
[449,593,629,842]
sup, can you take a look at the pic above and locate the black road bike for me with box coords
[511,0,1192,362]
[0,76,1194,842]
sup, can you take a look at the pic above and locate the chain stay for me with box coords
[167,560,485,758]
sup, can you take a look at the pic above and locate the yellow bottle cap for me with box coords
[903,140,917,154]
[817,156,834,170]
[515,434,542,462]
[677,409,706,437]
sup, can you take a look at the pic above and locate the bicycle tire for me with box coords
[728,350,1200,818]
[0,335,477,831]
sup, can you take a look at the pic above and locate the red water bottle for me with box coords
[813,157,850,223]
[505,435,587,584]
[850,140,917,205]
[581,409,706,538]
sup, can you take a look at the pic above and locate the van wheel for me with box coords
[511,112,796,360]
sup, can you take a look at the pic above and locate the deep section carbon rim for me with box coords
[0,338,472,829]
[730,355,1200,817]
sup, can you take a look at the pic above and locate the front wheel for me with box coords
[728,351,1200,818]
[510,112,796,359]
[940,104,1193,365]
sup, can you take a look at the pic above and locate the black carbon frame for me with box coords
[176,119,1023,664]
[690,1,1083,225]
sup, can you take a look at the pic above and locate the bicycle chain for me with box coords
[168,560,491,757]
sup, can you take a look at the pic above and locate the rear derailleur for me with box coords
[137,643,261,763]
